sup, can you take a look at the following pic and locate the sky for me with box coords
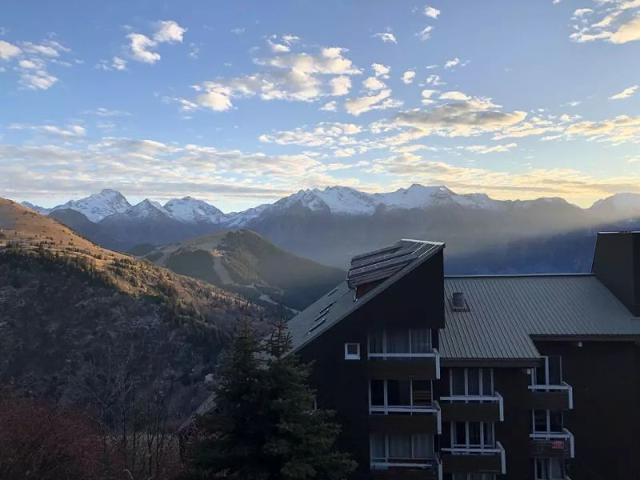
[1,0,639,212]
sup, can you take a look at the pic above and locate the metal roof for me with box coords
[289,239,444,353]
[441,274,640,361]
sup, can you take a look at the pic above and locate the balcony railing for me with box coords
[439,392,504,422]
[441,441,506,474]
[370,401,442,434]
[529,428,575,458]
[528,382,574,410]
[368,348,441,379]
[371,454,442,480]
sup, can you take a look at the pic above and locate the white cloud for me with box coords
[97,56,127,71]
[267,34,300,53]
[464,143,518,154]
[363,76,386,91]
[345,89,402,116]
[373,32,398,44]
[416,26,433,41]
[259,122,362,147]
[330,76,352,96]
[424,5,441,18]
[440,90,471,101]
[321,101,337,112]
[127,20,186,64]
[153,20,186,43]
[421,89,438,105]
[371,63,391,78]
[0,40,21,60]
[9,123,86,138]
[444,57,460,69]
[402,70,416,84]
[610,85,638,100]
[20,70,58,90]
[570,1,640,44]
[128,33,161,63]
[426,74,445,86]
[186,45,362,112]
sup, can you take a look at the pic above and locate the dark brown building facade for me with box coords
[287,233,640,480]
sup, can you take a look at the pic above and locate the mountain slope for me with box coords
[50,189,131,222]
[0,199,270,418]
[143,229,345,310]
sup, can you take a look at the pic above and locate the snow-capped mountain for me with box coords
[164,197,225,223]
[373,184,501,210]
[21,201,52,215]
[125,199,171,219]
[51,189,131,222]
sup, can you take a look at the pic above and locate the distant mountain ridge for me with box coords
[143,229,345,311]
[21,185,640,269]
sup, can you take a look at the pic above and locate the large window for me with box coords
[532,410,563,433]
[450,421,495,449]
[370,433,434,462]
[368,328,433,356]
[533,356,563,386]
[370,379,433,411]
[449,368,494,396]
[534,458,566,480]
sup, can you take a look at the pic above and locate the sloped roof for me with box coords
[289,240,444,353]
[441,274,640,362]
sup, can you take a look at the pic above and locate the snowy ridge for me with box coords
[164,197,224,223]
[23,187,640,226]
[50,189,131,222]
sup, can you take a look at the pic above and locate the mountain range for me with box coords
[22,185,640,270]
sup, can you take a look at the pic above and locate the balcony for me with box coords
[371,457,442,480]
[527,382,574,410]
[529,429,575,458]
[441,442,506,474]
[440,393,504,423]
[368,349,441,380]
[370,402,442,435]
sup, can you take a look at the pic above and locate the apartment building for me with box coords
[286,232,640,480]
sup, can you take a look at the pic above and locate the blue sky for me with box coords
[1,0,639,211]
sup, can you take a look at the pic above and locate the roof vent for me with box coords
[450,291,469,312]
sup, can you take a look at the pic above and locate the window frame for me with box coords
[450,421,495,449]
[369,379,433,411]
[344,342,361,360]
[367,328,433,357]
[449,368,495,397]
[531,409,563,434]
[531,356,563,386]
[370,433,435,463]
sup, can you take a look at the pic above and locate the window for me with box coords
[368,328,433,356]
[451,421,495,449]
[533,356,563,386]
[369,379,433,411]
[534,458,566,480]
[344,342,360,360]
[532,410,563,433]
[448,475,497,480]
[370,433,434,463]
[449,368,494,397]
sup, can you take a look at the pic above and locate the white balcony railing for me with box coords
[441,441,506,474]
[528,381,574,409]
[369,401,442,434]
[370,459,439,470]
[439,391,504,421]
[368,348,440,379]
[530,428,575,458]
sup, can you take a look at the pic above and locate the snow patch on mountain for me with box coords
[125,199,171,219]
[164,197,224,223]
[51,189,131,222]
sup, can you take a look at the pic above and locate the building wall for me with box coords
[536,340,640,480]
[297,250,445,479]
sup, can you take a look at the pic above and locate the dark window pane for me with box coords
[550,411,563,431]
[469,422,481,445]
[370,433,386,459]
[411,328,431,353]
[389,434,411,458]
[535,365,546,385]
[548,356,562,384]
[387,380,411,406]
[369,331,383,354]
[482,423,494,446]
[371,380,385,406]
[481,369,493,395]
[452,369,466,395]
[468,369,480,395]
[387,330,410,353]
[412,380,432,406]
[454,422,467,445]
